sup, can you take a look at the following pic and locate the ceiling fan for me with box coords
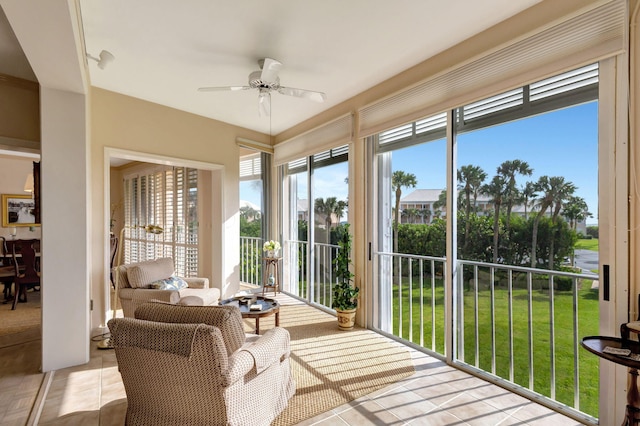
[198,57,326,116]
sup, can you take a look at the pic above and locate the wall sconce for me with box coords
[9,227,17,239]
[24,173,34,193]
[86,50,115,70]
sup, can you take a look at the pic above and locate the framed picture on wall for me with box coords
[2,194,39,227]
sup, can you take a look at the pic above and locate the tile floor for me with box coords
[0,293,588,425]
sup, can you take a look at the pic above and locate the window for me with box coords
[123,166,199,277]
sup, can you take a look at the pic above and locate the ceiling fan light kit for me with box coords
[198,57,326,116]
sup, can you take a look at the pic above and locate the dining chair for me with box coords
[11,239,40,310]
[0,237,14,302]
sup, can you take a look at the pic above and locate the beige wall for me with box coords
[89,87,269,329]
[0,75,39,145]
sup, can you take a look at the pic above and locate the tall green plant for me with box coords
[332,223,360,310]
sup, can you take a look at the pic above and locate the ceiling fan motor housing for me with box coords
[248,70,279,89]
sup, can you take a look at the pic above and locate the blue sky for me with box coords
[392,101,599,223]
[241,101,598,224]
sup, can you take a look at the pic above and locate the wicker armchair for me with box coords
[109,303,295,425]
[114,257,220,317]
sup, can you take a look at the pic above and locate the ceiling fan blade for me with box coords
[260,58,282,84]
[277,86,326,102]
[197,86,251,92]
[258,91,271,117]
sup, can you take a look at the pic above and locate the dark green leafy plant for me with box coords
[332,223,360,311]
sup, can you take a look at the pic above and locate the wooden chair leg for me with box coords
[12,283,21,310]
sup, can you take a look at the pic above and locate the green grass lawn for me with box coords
[574,238,599,251]
[392,278,599,418]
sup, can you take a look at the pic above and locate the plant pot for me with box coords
[336,308,357,330]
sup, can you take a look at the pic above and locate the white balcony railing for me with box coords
[239,236,263,286]
[378,251,599,422]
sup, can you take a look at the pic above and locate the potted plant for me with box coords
[331,224,359,330]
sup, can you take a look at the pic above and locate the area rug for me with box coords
[247,300,415,426]
[0,289,41,346]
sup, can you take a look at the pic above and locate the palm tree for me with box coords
[482,175,507,263]
[563,195,590,267]
[407,208,421,223]
[334,200,348,225]
[433,189,447,214]
[458,165,487,254]
[531,176,553,268]
[400,209,409,223]
[520,181,537,219]
[497,160,533,233]
[314,197,338,243]
[419,208,431,224]
[547,179,576,269]
[391,171,417,253]
[563,196,590,231]
[530,176,574,269]
[391,171,417,282]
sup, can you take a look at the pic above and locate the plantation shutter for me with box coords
[358,0,625,137]
[122,166,199,277]
[240,153,262,181]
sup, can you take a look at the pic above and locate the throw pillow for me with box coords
[148,276,189,291]
[127,258,175,288]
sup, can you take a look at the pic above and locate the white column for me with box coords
[40,87,90,371]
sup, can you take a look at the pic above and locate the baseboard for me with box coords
[27,370,54,426]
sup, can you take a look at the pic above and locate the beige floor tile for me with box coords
[495,414,530,425]
[404,374,467,407]
[373,386,438,421]
[406,408,470,425]
[337,399,405,425]
[465,383,531,415]
[511,402,583,425]
[438,392,511,426]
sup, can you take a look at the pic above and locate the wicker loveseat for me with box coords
[114,257,220,317]
[108,302,295,425]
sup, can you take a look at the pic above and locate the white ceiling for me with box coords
[77,0,541,136]
[1,1,543,136]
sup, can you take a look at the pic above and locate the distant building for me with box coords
[239,200,261,222]
[297,199,309,222]
[400,189,587,234]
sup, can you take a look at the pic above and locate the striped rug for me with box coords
[248,298,415,426]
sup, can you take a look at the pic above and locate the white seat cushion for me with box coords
[177,288,220,306]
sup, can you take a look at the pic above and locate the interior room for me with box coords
[0,0,638,425]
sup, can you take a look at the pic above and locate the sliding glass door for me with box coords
[283,147,349,309]
[370,64,600,418]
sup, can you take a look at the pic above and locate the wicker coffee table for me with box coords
[219,296,280,334]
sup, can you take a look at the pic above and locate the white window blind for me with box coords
[274,113,353,166]
[123,166,199,277]
[358,0,625,138]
